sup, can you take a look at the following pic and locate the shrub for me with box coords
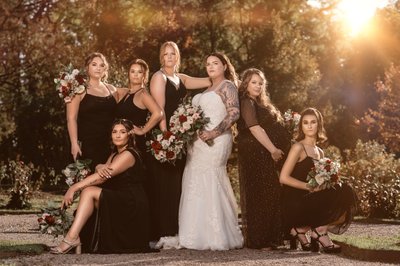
[0,160,41,209]
[340,140,400,218]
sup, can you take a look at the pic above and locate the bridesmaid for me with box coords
[51,119,152,254]
[115,58,163,154]
[237,68,291,250]
[66,52,117,171]
[279,108,357,253]
[147,41,211,243]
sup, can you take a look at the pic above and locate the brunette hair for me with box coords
[84,52,109,81]
[127,58,149,88]
[159,41,180,72]
[206,52,238,86]
[238,68,283,123]
[294,107,328,144]
[110,119,138,154]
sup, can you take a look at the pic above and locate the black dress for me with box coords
[115,90,149,154]
[80,149,152,253]
[146,77,187,241]
[237,96,291,248]
[77,87,117,170]
[282,144,357,234]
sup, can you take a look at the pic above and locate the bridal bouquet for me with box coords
[283,109,301,136]
[306,157,341,190]
[54,63,86,103]
[147,129,184,164]
[37,160,91,237]
[169,97,213,146]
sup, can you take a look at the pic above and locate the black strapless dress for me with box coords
[77,90,117,170]
[282,156,357,234]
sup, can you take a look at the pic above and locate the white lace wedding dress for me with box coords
[156,89,243,250]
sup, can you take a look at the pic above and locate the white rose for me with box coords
[75,85,85,94]
[72,69,79,76]
[183,122,191,130]
[187,116,193,124]
[314,174,325,185]
[60,80,68,87]
[156,134,163,141]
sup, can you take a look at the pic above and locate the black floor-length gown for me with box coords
[146,77,186,241]
[115,89,149,154]
[282,144,357,234]
[77,87,117,170]
[237,96,291,248]
[80,149,151,253]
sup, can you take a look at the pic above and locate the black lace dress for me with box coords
[146,77,187,241]
[77,88,117,170]
[237,96,291,248]
[115,90,149,154]
[80,149,152,253]
[282,145,357,234]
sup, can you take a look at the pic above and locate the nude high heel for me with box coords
[50,238,82,254]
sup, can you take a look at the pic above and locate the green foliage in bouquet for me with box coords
[341,140,400,218]
[37,207,73,238]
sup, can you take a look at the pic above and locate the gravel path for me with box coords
[0,214,398,265]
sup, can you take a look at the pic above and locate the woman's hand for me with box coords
[97,165,113,179]
[198,130,215,143]
[271,148,284,162]
[71,142,82,161]
[61,187,76,210]
[131,125,146,136]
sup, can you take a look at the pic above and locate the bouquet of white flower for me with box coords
[306,157,341,190]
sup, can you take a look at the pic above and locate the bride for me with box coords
[157,52,243,250]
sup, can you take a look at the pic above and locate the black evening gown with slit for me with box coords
[146,78,187,241]
[282,144,357,234]
[237,96,291,248]
[77,88,117,170]
[80,149,152,253]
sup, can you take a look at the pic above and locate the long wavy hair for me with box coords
[206,52,238,87]
[110,119,138,155]
[127,58,149,89]
[159,41,180,73]
[84,52,109,81]
[238,68,283,123]
[294,107,328,144]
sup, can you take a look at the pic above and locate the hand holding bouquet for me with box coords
[146,129,184,164]
[169,97,213,146]
[54,63,86,103]
[306,157,341,190]
[37,160,91,237]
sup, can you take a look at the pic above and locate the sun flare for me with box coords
[338,0,386,35]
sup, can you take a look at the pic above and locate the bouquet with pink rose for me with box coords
[54,63,86,103]
[306,157,342,190]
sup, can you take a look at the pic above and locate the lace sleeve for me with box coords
[240,97,259,128]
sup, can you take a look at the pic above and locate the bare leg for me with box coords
[54,187,102,252]
[312,225,340,248]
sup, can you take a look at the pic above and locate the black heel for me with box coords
[290,228,311,251]
[311,228,341,253]
[310,237,319,252]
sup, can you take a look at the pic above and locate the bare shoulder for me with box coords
[106,83,117,93]
[290,142,304,154]
[151,70,166,82]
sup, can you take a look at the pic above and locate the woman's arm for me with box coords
[66,95,82,161]
[106,83,119,102]
[249,126,284,161]
[133,90,164,135]
[279,143,312,191]
[199,81,240,142]
[178,73,211,90]
[150,71,168,131]
[62,151,136,208]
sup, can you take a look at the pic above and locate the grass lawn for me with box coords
[0,240,47,256]
[331,234,400,251]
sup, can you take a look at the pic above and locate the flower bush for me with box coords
[340,140,400,218]
[0,160,36,209]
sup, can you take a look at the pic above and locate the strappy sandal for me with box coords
[290,228,311,251]
[50,238,82,254]
[310,228,341,253]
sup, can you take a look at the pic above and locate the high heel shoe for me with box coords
[310,228,341,253]
[290,228,311,251]
[50,238,82,254]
